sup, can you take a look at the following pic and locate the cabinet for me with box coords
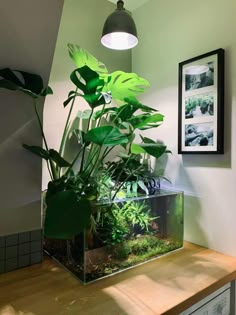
[181,283,231,315]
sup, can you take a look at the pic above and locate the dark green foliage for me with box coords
[0,44,169,240]
[69,66,106,108]
[0,67,52,97]
[48,149,71,167]
[44,191,91,239]
[85,126,129,146]
[22,144,49,160]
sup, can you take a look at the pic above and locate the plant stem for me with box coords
[64,145,85,177]
[101,146,114,161]
[87,145,103,177]
[91,146,115,178]
[96,102,106,128]
[46,160,53,181]
[112,165,143,201]
[80,108,94,172]
[113,155,132,186]
[59,87,78,156]
[83,145,100,174]
[84,102,106,173]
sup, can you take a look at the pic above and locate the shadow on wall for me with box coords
[0,91,42,235]
[174,161,208,247]
[154,153,208,248]
[184,194,208,248]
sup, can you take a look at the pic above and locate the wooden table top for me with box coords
[1,242,236,315]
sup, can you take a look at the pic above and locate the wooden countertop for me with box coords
[1,242,236,315]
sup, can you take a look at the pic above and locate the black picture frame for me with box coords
[178,49,224,154]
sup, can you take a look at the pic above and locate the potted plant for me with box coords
[0,44,183,283]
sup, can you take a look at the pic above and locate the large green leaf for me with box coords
[85,126,128,146]
[49,149,71,168]
[128,113,164,130]
[0,68,45,98]
[70,70,86,93]
[131,143,167,159]
[40,86,53,97]
[70,66,106,108]
[116,104,136,122]
[102,71,150,101]
[22,144,49,160]
[44,190,91,239]
[63,91,82,108]
[68,44,108,74]
[83,92,106,108]
[75,66,104,90]
[124,97,157,113]
[140,136,156,144]
[112,98,157,125]
[130,143,146,154]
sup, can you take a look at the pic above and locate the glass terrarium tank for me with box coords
[44,189,183,284]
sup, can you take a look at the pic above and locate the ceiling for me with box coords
[107,0,150,11]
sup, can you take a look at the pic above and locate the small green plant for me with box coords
[113,243,131,260]
[96,201,158,245]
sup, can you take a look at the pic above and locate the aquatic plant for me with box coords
[95,201,157,246]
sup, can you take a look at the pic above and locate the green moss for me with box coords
[117,236,182,268]
[127,235,162,255]
[113,242,131,260]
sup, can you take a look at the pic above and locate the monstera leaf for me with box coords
[68,44,108,74]
[48,149,71,167]
[23,145,70,168]
[128,113,164,130]
[44,190,91,239]
[131,143,167,159]
[124,97,157,113]
[0,68,52,98]
[102,71,150,101]
[22,144,49,160]
[68,66,106,108]
[85,126,128,146]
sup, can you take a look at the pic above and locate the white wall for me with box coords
[43,0,131,189]
[0,0,64,235]
[132,0,236,255]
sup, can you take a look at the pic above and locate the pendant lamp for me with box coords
[101,0,138,50]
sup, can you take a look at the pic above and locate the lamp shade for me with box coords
[101,0,138,50]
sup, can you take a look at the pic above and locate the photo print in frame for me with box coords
[178,48,224,154]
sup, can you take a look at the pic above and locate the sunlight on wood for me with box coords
[0,305,35,315]
[0,243,236,315]
[103,274,179,315]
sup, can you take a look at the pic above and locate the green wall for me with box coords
[132,0,236,255]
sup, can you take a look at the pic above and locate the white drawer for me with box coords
[181,283,230,315]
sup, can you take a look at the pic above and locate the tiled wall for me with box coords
[0,229,43,274]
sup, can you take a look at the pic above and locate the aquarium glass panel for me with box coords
[44,189,184,284]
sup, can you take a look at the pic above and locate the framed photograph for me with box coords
[178,49,224,154]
